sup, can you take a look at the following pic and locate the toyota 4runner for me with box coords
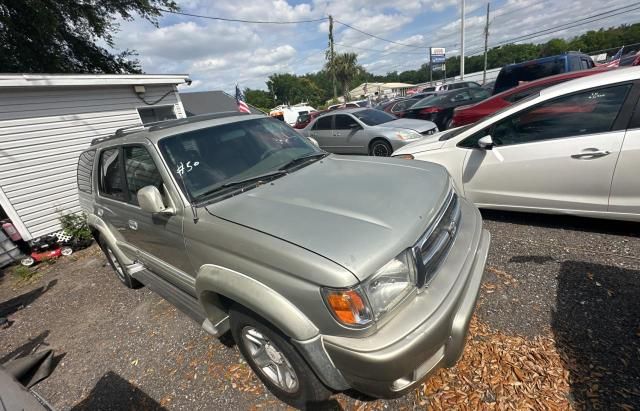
[77,112,490,407]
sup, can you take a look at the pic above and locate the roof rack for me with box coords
[90,111,257,146]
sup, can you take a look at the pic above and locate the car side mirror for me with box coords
[478,135,494,149]
[138,186,175,214]
[348,123,361,129]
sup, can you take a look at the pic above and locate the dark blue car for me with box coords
[493,51,595,94]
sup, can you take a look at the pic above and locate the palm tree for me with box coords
[326,52,362,102]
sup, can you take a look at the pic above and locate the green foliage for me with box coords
[14,265,36,280]
[59,213,92,241]
[0,0,178,73]
[247,22,640,110]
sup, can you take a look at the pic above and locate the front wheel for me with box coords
[229,306,332,407]
[369,139,392,157]
[99,238,141,289]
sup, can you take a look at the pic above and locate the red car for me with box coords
[293,110,325,129]
[450,67,612,128]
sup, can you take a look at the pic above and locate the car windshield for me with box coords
[158,117,323,201]
[438,124,474,140]
[352,109,395,125]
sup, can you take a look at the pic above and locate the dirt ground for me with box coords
[1,210,639,410]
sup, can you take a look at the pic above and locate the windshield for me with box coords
[158,117,322,201]
[352,109,395,125]
[438,124,474,140]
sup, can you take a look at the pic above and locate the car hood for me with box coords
[392,132,447,154]
[205,155,450,281]
[377,118,437,133]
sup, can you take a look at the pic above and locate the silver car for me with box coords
[301,108,437,156]
[78,113,489,407]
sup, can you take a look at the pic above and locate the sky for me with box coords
[111,0,640,93]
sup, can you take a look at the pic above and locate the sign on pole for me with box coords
[430,47,446,71]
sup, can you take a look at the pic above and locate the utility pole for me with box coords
[483,3,490,85]
[328,15,337,101]
[460,0,465,80]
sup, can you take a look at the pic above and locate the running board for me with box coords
[131,268,229,337]
[133,268,207,325]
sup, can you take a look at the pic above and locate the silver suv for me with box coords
[77,112,490,407]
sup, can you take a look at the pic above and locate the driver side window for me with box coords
[491,84,630,146]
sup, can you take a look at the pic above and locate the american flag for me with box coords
[235,84,251,113]
[603,47,624,68]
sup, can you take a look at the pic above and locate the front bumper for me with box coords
[322,200,490,398]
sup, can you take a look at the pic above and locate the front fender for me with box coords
[86,213,134,265]
[195,264,319,340]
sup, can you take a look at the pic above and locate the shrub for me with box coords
[59,212,92,240]
[14,265,36,280]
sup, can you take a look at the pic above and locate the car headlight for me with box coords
[322,249,417,326]
[363,249,417,319]
[394,153,414,160]
[395,131,422,141]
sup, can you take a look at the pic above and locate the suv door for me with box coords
[98,144,194,293]
[459,83,633,212]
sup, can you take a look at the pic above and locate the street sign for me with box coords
[430,47,446,64]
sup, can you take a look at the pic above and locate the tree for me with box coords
[329,52,363,102]
[0,0,178,73]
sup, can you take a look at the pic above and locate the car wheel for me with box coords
[369,139,392,157]
[229,305,332,408]
[445,117,454,130]
[99,238,141,289]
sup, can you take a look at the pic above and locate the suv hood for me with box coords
[205,155,450,281]
[378,118,437,133]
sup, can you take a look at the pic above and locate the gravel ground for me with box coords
[1,210,639,410]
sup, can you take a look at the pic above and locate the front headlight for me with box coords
[322,249,418,326]
[362,249,417,319]
[395,131,422,141]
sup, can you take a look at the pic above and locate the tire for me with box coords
[445,117,454,130]
[99,238,141,289]
[229,305,332,408]
[20,257,35,267]
[369,139,392,157]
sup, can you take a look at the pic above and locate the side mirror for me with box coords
[348,123,361,129]
[138,186,174,214]
[478,135,494,149]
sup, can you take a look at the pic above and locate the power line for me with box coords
[463,3,640,56]
[334,42,426,55]
[158,8,328,24]
[333,19,427,49]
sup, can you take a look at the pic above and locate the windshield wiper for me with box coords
[195,170,287,201]
[278,152,327,171]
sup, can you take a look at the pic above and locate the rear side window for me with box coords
[314,116,332,130]
[124,146,164,205]
[98,148,126,201]
[77,150,96,194]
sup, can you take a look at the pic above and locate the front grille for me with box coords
[413,190,461,288]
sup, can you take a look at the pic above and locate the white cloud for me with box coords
[107,0,640,94]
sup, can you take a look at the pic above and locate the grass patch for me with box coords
[13,265,37,280]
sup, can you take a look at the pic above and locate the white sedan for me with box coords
[393,67,640,222]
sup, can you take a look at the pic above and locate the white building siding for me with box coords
[0,84,184,240]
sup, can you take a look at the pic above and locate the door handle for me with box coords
[128,220,138,230]
[571,150,611,159]
[334,133,341,137]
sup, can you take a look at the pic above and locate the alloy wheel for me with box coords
[371,142,391,156]
[241,326,299,393]
[106,247,126,282]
